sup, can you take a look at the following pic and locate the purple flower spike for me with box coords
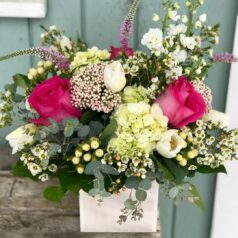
[213,52,238,64]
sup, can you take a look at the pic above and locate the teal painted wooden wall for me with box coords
[0,0,237,237]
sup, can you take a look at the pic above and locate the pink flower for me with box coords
[28,76,81,126]
[109,46,133,60]
[155,76,206,128]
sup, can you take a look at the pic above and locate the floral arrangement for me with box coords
[0,0,238,223]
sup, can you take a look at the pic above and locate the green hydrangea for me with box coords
[122,86,150,103]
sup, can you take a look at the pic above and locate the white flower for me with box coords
[5,91,11,98]
[156,130,186,158]
[203,110,229,128]
[48,164,58,172]
[151,103,168,128]
[27,163,42,176]
[165,66,183,79]
[195,21,202,29]
[181,15,188,23]
[199,14,207,22]
[167,24,187,36]
[6,124,37,154]
[141,28,164,52]
[60,36,72,51]
[104,61,126,92]
[171,49,187,63]
[39,173,49,182]
[180,34,196,50]
[49,25,57,31]
[168,9,180,21]
[152,14,160,21]
[127,102,150,115]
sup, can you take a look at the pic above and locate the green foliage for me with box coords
[43,186,66,202]
[100,118,117,148]
[197,165,227,174]
[125,176,141,189]
[13,74,30,89]
[124,198,137,209]
[59,171,93,193]
[135,189,147,201]
[188,183,205,212]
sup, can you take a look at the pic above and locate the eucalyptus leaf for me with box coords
[64,124,74,137]
[89,121,104,136]
[100,164,119,175]
[78,125,90,138]
[125,177,141,189]
[124,199,137,209]
[135,189,147,202]
[12,94,24,103]
[84,160,102,175]
[99,191,111,197]
[138,179,152,191]
[88,188,99,197]
[169,187,179,199]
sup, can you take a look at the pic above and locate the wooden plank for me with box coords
[0,171,160,237]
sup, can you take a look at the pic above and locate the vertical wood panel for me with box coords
[0,19,31,142]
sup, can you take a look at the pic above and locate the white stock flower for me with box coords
[6,124,37,154]
[104,61,126,92]
[203,110,229,128]
[127,101,150,115]
[199,14,207,22]
[156,130,186,158]
[60,36,72,51]
[171,48,187,63]
[141,28,164,52]
[168,9,180,21]
[167,24,187,36]
[165,66,183,79]
[180,34,196,50]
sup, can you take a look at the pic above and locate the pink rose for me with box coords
[155,76,206,128]
[28,76,81,126]
[109,46,133,60]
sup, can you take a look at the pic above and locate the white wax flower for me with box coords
[203,110,229,128]
[6,124,37,154]
[104,61,126,92]
[156,130,186,159]
[141,28,164,52]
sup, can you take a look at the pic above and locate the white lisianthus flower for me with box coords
[60,36,72,51]
[104,61,126,92]
[199,13,207,22]
[151,103,168,128]
[167,24,187,36]
[141,28,164,52]
[203,110,229,128]
[156,130,186,159]
[6,124,37,154]
[180,34,197,50]
[127,102,150,115]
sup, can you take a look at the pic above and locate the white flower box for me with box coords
[79,182,159,233]
[0,0,47,18]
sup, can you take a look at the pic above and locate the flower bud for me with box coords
[179,159,187,166]
[176,154,183,162]
[82,143,90,151]
[95,149,104,158]
[76,165,84,174]
[37,67,44,74]
[72,156,80,165]
[90,137,100,149]
[29,68,37,77]
[83,153,92,162]
[75,149,83,157]
[44,60,53,68]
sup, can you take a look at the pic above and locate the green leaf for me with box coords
[64,124,74,137]
[84,160,102,175]
[48,119,60,134]
[125,177,141,189]
[138,179,152,191]
[169,187,179,199]
[88,188,100,197]
[124,199,137,209]
[100,118,117,148]
[89,121,104,136]
[43,186,66,202]
[188,183,205,212]
[155,159,176,183]
[80,111,97,124]
[135,189,147,201]
[12,161,39,181]
[197,165,227,174]
[12,94,24,103]
[100,164,119,175]
[4,83,16,93]
[78,125,90,138]
[99,191,111,197]
[59,172,93,193]
[13,74,30,89]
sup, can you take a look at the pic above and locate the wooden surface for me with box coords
[0,171,160,238]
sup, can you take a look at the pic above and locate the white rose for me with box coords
[156,130,186,159]
[104,61,126,92]
[151,103,168,127]
[127,102,150,115]
[203,110,229,128]
[141,28,164,52]
[6,124,37,154]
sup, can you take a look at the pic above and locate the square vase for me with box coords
[79,182,159,233]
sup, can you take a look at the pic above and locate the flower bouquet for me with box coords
[0,0,238,233]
